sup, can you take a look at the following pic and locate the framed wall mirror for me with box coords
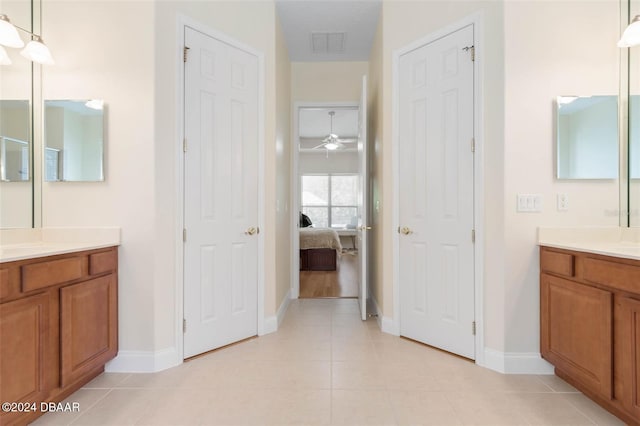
[0,0,35,228]
[556,95,618,180]
[44,99,105,182]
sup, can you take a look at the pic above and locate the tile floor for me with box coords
[34,298,624,425]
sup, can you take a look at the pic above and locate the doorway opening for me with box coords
[292,103,362,300]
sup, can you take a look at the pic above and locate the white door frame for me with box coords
[290,101,360,299]
[392,13,485,367]
[175,15,266,362]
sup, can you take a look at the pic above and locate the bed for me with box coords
[299,228,342,271]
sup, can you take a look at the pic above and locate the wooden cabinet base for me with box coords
[0,247,118,426]
[540,246,640,425]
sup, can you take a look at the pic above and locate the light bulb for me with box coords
[619,15,640,47]
[20,36,54,65]
[0,15,24,48]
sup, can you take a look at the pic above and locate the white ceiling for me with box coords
[298,107,359,151]
[276,0,382,62]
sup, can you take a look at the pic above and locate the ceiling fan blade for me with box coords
[337,138,358,143]
[311,143,327,150]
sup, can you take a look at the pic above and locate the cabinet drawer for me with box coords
[89,250,117,276]
[584,258,640,294]
[22,257,84,292]
[541,249,574,277]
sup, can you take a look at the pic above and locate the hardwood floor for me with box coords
[300,250,358,298]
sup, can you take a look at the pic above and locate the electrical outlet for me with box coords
[557,193,569,211]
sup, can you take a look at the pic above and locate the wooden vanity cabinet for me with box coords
[0,247,118,425]
[540,246,640,425]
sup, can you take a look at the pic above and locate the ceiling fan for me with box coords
[312,111,357,151]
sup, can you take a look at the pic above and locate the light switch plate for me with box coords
[517,194,543,212]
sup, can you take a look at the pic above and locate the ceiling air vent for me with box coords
[311,32,346,54]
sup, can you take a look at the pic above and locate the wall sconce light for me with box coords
[619,15,640,47]
[0,14,54,65]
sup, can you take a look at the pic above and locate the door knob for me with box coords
[399,226,413,235]
[245,227,258,236]
[359,226,372,231]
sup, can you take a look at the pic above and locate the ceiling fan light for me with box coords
[0,15,24,48]
[21,36,54,65]
[324,142,339,150]
[619,15,640,47]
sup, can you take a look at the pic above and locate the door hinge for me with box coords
[463,45,475,62]
[183,319,187,333]
[472,321,476,335]
[471,229,476,243]
[471,137,475,152]
[183,137,187,153]
[183,228,187,242]
[183,46,190,63]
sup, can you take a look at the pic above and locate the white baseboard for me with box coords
[277,289,291,326]
[262,289,291,335]
[482,348,554,374]
[372,296,399,335]
[105,347,181,373]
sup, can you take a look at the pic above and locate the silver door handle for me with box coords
[359,226,372,231]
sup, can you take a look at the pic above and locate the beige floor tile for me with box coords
[261,389,331,425]
[563,394,626,426]
[389,390,461,425]
[445,391,529,425]
[331,339,378,361]
[275,322,333,341]
[332,360,386,389]
[69,389,164,425]
[332,302,360,314]
[332,322,372,341]
[33,299,631,426]
[509,392,596,425]
[82,373,131,389]
[331,390,396,425]
[332,312,362,324]
[32,389,111,426]
[536,374,580,393]
[381,361,441,391]
[114,363,194,388]
[134,388,212,425]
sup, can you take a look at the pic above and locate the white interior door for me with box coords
[183,27,259,359]
[398,25,475,359]
[357,75,369,321]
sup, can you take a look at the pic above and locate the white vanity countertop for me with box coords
[538,227,640,260]
[0,228,120,263]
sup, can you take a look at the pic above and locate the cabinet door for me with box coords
[0,293,51,423]
[60,274,117,386]
[618,296,640,418]
[541,274,612,399]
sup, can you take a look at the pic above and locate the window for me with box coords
[301,174,358,228]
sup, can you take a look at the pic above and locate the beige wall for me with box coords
[503,0,619,353]
[275,14,292,311]
[41,0,157,352]
[291,62,368,102]
[40,1,283,364]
